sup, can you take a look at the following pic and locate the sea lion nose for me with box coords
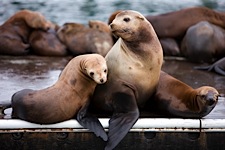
[109,23,114,29]
[100,79,104,83]
[205,91,218,106]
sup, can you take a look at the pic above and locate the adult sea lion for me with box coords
[91,10,163,150]
[11,54,108,141]
[146,71,220,118]
[181,21,225,63]
[0,10,54,55]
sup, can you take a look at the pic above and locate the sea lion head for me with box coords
[109,10,148,41]
[83,54,108,84]
[24,10,55,31]
[195,86,219,106]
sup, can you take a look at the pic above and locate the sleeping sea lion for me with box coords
[29,24,68,56]
[181,21,225,63]
[0,9,54,55]
[57,22,113,56]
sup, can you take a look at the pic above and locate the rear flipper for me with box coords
[76,101,108,141]
[194,57,225,76]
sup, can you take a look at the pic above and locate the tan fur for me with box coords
[102,10,163,105]
[91,10,163,149]
[11,54,107,124]
[89,20,111,34]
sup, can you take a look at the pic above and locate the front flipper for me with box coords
[76,101,108,141]
[105,92,139,150]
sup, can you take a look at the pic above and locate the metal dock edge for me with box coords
[0,118,225,150]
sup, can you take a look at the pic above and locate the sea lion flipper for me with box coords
[76,101,108,141]
[105,92,139,150]
[194,59,225,76]
[194,65,211,70]
[0,101,11,115]
[214,65,225,76]
[105,111,139,150]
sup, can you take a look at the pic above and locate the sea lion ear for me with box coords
[137,16,144,20]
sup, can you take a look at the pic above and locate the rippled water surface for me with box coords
[0,0,225,25]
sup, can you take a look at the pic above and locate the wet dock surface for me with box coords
[0,55,224,119]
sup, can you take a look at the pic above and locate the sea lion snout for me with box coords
[205,90,219,106]
[93,75,107,84]
[100,78,105,83]
[109,23,116,32]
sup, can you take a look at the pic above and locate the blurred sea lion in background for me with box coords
[181,21,225,63]
[145,6,225,39]
[29,24,68,56]
[0,10,54,55]
[57,22,113,57]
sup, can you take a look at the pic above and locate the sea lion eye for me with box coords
[104,69,107,73]
[90,72,94,76]
[123,17,130,22]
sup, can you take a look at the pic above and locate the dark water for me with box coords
[1,0,225,25]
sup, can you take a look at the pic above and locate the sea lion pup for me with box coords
[57,22,113,57]
[91,10,163,150]
[11,54,108,141]
[0,9,54,55]
[147,71,220,118]
[181,21,225,63]
[194,57,225,76]
[29,24,68,56]
[145,6,225,39]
